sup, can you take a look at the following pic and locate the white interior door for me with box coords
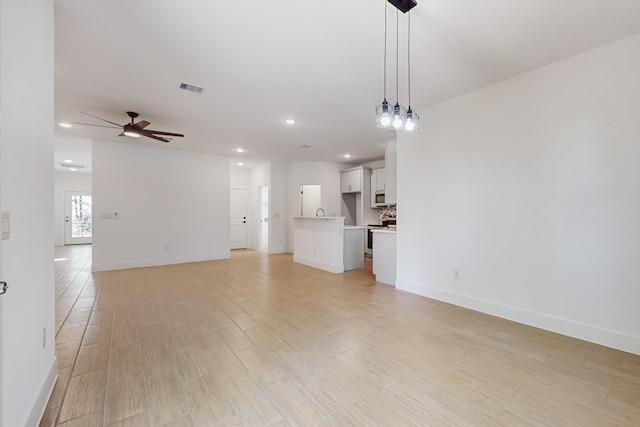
[64,191,92,245]
[0,150,3,427]
[259,186,269,250]
[230,189,247,249]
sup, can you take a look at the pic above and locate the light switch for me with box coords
[1,211,9,240]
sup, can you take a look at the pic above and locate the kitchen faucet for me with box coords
[315,208,325,217]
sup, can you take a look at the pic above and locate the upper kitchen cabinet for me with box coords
[340,165,376,226]
[385,140,397,204]
[373,168,385,192]
[370,167,385,208]
[341,168,362,193]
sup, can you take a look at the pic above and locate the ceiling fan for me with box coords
[75,111,184,143]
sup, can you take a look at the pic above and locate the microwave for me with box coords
[375,192,386,205]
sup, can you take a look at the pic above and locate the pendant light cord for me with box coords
[407,11,411,108]
[383,0,388,100]
[395,8,399,103]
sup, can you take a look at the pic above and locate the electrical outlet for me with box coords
[42,327,46,348]
[453,269,460,280]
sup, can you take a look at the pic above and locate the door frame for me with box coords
[64,191,92,245]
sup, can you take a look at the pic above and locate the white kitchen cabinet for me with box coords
[375,168,386,192]
[372,229,396,286]
[344,226,365,271]
[340,166,376,226]
[341,169,361,193]
[370,168,385,207]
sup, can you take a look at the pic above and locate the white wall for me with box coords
[92,141,230,271]
[269,162,289,254]
[286,162,344,251]
[54,172,92,246]
[230,165,249,189]
[397,33,640,355]
[248,163,270,250]
[0,0,57,425]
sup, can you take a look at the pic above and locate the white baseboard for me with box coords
[293,256,344,273]
[92,251,231,272]
[396,278,640,356]
[268,245,288,254]
[27,357,58,427]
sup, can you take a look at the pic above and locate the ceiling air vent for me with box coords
[179,82,205,94]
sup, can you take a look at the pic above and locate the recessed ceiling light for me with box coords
[59,123,72,128]
[236,148,245,153]
[64,159,73,163]
[69,168,77,172]
[237,162,244,166]
[344,154,351,158]
[60,163,84,169]
[285,119,296,125]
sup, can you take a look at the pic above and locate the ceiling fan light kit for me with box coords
[375,0,420,132]
[75,111,184,143]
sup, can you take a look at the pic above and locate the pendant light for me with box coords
[375,0,419,132]
[402,9,419,132]
[375,1,391,128]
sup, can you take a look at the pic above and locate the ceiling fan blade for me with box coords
[143,130,184,137]
[142,133,170,143]
[134,120,151,129]
[80,112,124,127]
[73,122,121,129]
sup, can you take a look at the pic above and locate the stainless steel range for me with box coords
[366,220,396,258]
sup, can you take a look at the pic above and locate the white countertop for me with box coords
[344,226,366,230]
[292,216,345,220]
[371,229,397,234]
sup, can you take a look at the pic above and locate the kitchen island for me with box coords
[292,217,365,273]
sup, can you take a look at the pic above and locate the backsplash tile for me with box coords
[380,205,396,221]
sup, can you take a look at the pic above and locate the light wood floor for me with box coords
[41,245,640,426]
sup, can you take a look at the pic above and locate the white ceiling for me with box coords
[54,0,640,173]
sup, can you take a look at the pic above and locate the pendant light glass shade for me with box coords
[376,99,392,128]
[402,107,419,132]
[401,9,419,132]
[392,102,406,129]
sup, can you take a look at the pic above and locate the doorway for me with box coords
[259,186,269,251]
[301,184,322,216]
[64,191,92,245]
[230,189,247,249]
